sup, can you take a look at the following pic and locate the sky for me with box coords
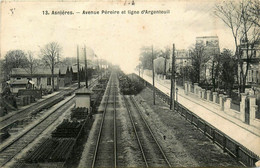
[0,0,235,73]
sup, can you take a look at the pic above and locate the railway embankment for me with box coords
[134,87,241,167]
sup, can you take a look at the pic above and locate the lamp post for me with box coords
[170,43,176,110]
[84,45,88,88]
[77,45,80,89]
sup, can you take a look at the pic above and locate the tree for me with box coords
[2,50,28,80]
[189,44,209,83]
[159,46,171,75]
[219,49,237,97]
[61,57,74,67]
[154,57,165,75]
[215,0,260,92]
[40,42,62,91]
[24,51,39,78]
[139,46,160,70]
[211,50,222,92]
[248,0,260,27]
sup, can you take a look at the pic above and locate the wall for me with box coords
[185,82,260,130]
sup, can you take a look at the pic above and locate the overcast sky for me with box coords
[0,0,235,73]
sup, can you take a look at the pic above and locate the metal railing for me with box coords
[191,85,194,93]
[135,74,260,167]
[209,93,213,101]
[231,101,240,112]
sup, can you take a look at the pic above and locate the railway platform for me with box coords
[136,72,260,158]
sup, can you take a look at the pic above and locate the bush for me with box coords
[118,72,145,95]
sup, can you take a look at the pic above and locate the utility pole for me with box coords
[77,45,80,89]
[96,55,100,80]
[170,43,175,110]
[152,45,155,105]
[138,62,141,83]
[139,63,140,77]
[84,45,88,88]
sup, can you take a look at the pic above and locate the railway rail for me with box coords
[0,86,77,131]
[0,96,74,167]
[124,95,171,167]
[0,79,99,167]
[135,74,259,167]
[91,72,117,168]
[0,78,101,131]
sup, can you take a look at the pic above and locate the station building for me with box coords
[9,68,61,93]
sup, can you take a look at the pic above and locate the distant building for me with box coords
[196,36,219,49]
[154,57,166,75]
[195,36,220,82]
[59,66,72,87]
[71,64,84,81]
[10,68,60,93]
[175,49,191,73]
[238,40,260,92]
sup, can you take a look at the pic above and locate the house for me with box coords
[71,64,85,81]
[8,79,31,94]
[154,57,166,75]
[195,36,220,82]
[10,68,60,92]
[175,49,192,74]
[238,40,260,93]
[59,66,72,87]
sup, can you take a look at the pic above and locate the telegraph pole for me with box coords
[96,55,100,80]
[84,45,88,88]
[139,63,140,77]
[170,43,175,110]
[77,45,80,89]
[138,62,141,83]
[152,45,155,105]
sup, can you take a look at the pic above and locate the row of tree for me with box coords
[139,46,170,72]
[215,0,260,93]
[183,48,237,96]
[139,44,237,96]
[138,0,259,95]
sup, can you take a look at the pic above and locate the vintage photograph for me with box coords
[0,0,259,167]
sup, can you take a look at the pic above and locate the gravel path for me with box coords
[134,87,241,167]
[116,94,143,167]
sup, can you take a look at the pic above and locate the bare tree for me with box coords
[40,42,62,91]
[24,51,38,78]
[215,0,260,92]
[248,0,260,27]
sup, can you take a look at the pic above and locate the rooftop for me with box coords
[11,68,60,76]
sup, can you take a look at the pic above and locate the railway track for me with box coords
[0,96,75,167]
[91,72,117,168]
[0,79,99,167]
[0,86,77,130]
[0,79,100,131]
[124,95,171,167]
